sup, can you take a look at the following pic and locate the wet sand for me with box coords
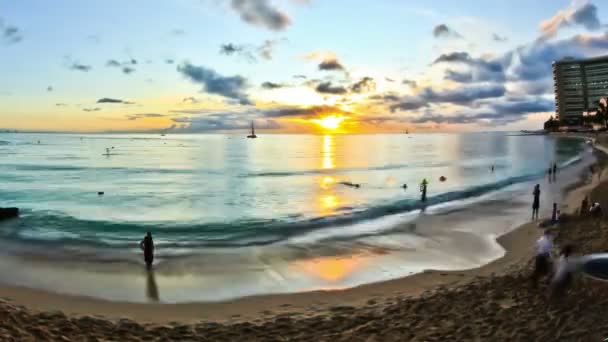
[0,135,607,340]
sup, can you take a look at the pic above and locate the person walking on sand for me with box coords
[550,245,574,298]
[531,230,553,284]
[552,163,557,175]
[420,178,428,202]
[532,184,541,220]
[551,203,558,224]
[140,232,154,269]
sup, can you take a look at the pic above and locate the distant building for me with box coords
[553,55,608,125]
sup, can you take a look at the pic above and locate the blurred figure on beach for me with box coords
[531,230,553,284]
[551,203,558,224]
[532,184,541,220]
[420,179,428,202]
[580,196,589,216]
[140,232,154,269]
[550,245,574,298]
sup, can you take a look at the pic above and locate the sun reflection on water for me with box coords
[295,255,367,282]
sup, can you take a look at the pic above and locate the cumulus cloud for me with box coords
[177,62,252,105]
[433,24,462,39]
[388,84,506,112]
[169,111,281,132]
[540,1,601,40]
[315,82,347,94]
[350,77,376,93]
[433,52,505,83]
[97,98,134,104]
[229,0,290,31]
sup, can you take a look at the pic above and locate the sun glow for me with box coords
[313,115,346,130]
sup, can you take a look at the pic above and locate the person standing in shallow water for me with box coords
[140,232,154,269]
[532,184,541,220]
[420,178,428,202]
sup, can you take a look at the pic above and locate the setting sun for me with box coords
[313,115,346,130]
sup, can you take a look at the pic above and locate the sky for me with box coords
[0,0,607,133]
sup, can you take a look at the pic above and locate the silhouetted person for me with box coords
[552,163,557,175]
[550,244,574,298]
[551,203,558,224]
[532,184,540,220]
[420,179,428,202]
[140,232,154,269]
[491,165,495,172]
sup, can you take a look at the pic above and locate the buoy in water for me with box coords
[439,176,447,182]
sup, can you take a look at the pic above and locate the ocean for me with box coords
[0,132,592,302]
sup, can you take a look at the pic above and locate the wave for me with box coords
[0,156,583,250]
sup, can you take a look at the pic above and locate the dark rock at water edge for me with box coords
[0,207,19,221]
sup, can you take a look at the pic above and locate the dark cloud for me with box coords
[261,81,284,89]
[2,24,23,44]
[388,84,506,112]
[492,33,508,42]
[69,63,92,72]
[263,105,349,118]
[127,113,167,120]
[83,108,101,112]
[220,39,280,62]
[433,52,505,83]
[315,82,347,95]
[106,59,137,74]
[182,97,199,104]
[318,58,345,71]
[177,62,252,105]
[433,24,462,39]
[350,77,376,93]
[540,2,601,40]
[47,86,53,92]
[97,98,134,104]
[402,79,417,88]
[229,0,290,31]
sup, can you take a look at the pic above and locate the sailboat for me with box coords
[247,121,257,139]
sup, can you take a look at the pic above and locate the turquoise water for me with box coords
[0,133,584,256]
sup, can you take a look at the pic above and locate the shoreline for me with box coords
[0,136,600,324]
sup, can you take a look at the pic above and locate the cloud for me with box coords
[126,113,167,120]
[402,79,417,88]
[229,0,290,31]
[293,74,307,79]
[220,39,281,62]
[540,1,601,40]
[106,59,137,74]
[385,77,395,82]
[318,58,345,71]
[169,111,282,132]
[433,52,505,83]
[165,59,175,64]
[177,62,252,105]
[97,98,134,104]
[69,62,92,72]
[389,83,506,112]
[83,108,101,112]
[492,33,508,42]
[350,77,376,93]
[433,24,462,39]
[1,22,23,44]
[261,81,285,89]
[182,97,199,104]
[262,105,350,118]
[55,103,67,107]
[315,82,347,94]
[47,86,53,92]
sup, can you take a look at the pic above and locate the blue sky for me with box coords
[0,0,606,132]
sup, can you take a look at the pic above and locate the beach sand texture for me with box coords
[0,135,607,340]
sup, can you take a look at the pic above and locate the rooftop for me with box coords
[554,54,608,65]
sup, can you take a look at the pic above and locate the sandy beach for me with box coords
[1,135,607,340]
